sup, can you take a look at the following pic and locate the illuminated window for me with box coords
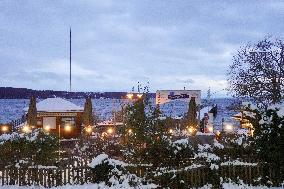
[61,117,76,127]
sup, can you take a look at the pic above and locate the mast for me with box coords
[69,28,72,92]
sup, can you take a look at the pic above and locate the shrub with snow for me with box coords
[89,154,156,188]
[0,129,58,168]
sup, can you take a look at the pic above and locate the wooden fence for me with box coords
[0,167,94,188]
[147,165,264,188]
[0,164,278,188]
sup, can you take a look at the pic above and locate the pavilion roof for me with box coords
[24,98,84,112]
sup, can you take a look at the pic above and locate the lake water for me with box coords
[0,98,238,130]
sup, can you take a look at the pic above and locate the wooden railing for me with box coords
[9,115,26,131]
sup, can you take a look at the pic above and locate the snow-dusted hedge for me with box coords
[0,129,59,168]
[89,154,157,188]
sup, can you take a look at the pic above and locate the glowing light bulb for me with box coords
[22,126,31,133]
[126,93,134,99]
[86,127,92,133]
[107,128,113,134]
[225,124,233,131]
[65,125,72,132]
[1,126,8,132]
[44,125,51,132]
[208,126,213,132]
[188,127,194,133]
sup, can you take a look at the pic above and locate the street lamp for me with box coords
[169,128,173,134]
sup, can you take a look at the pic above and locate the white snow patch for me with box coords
[213,139,224,149]
[196,132,215,136]
[195,152,220,162]
[24,98,83,112]
[173,138,188,145]
[184,164,203,170]
[89,154,127,168]
[198,144,212,152]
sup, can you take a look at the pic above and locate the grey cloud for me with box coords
[0,1,284,97]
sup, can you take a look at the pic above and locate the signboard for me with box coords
[156,90,201,105]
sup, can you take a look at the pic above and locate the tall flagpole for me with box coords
[69,28,72,92]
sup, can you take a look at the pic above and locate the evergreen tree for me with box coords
[125,97,147,147]
[186,97,198,129]
[27,96,37,127]
[82,97,94,126]
[148,105,165,139]
[254,108,284,185]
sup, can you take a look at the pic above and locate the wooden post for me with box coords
[39,169,43,186]
[63,168,67,185]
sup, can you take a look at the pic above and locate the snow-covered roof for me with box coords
[24,98,83,112]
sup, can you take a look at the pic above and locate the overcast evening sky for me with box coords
[1,1,284,97]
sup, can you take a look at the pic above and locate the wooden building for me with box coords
[24,98,84,138]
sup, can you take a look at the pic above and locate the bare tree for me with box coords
[227,37,284,108]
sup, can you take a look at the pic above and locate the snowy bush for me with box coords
[216,132,255,162]
[0,129,58,168]
[254,107,284,186]
[89,154,156,188]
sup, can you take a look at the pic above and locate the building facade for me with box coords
[156,90,201,105]
[24,98,84,138]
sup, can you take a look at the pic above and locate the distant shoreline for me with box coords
[0,87,156,99]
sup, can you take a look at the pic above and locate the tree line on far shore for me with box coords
[0,87,155,99]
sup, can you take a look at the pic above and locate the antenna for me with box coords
[69,28,72,92]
